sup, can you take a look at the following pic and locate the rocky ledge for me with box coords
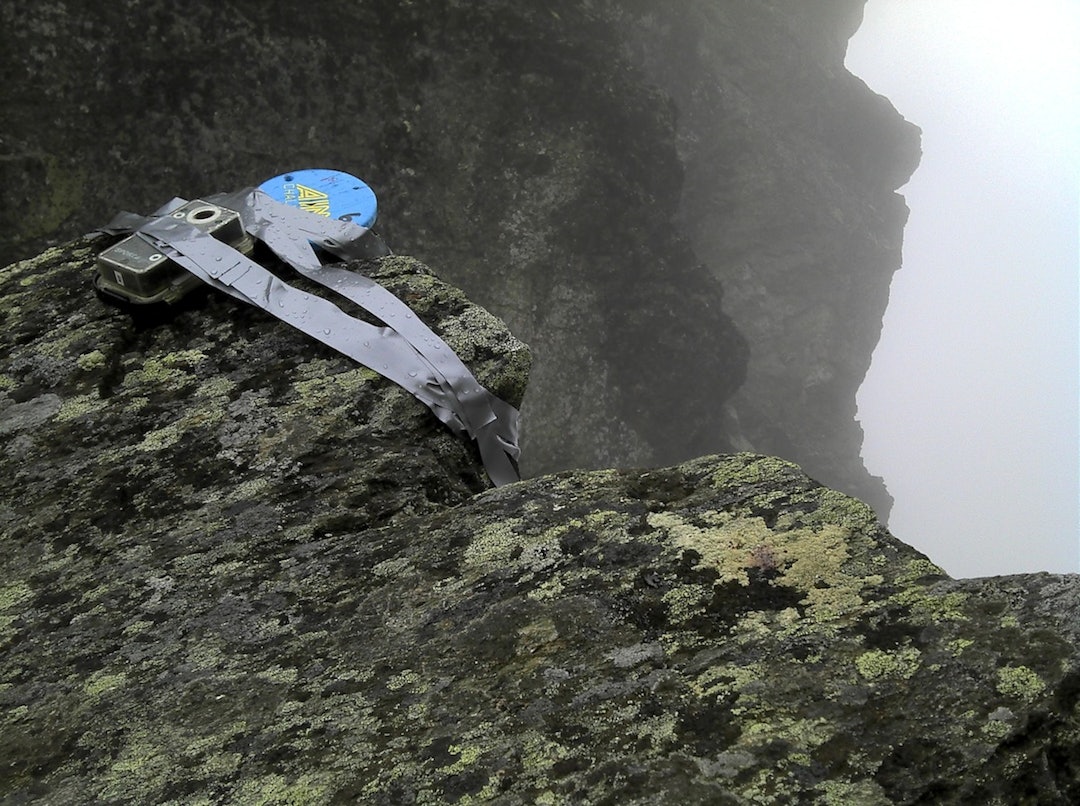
[1,241,1078,804]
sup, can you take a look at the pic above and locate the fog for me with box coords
[846,1,1079,577]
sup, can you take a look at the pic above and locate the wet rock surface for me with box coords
[1,0,919,516]
[1,243,1078,804]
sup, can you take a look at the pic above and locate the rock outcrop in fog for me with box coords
[2,242,1078,804]
[9,2,1067,803]
[0,0,919,517]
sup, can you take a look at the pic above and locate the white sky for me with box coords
[846,0,1079,578]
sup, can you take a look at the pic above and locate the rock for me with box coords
[2,242,1078,802]
[0,0,919,519]
[0,240,530,530]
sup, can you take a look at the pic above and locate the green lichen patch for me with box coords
[996,665,1047,704]
[855,645,922,682]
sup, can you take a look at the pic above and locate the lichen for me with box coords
[648,510,878,621]
[57,391,104,421]
[996,665,1046,703]
[855,645,922,681]
[84,671,128,698]
[76,349,107,371]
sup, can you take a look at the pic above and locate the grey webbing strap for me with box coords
[140,218,462,414]
[110,201,521,486]
[211,190,518,457]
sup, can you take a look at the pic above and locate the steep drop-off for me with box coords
[0,0,918,517]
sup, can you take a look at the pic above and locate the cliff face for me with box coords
[2,243,1078,803]
[0,0,918,517]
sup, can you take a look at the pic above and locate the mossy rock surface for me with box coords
[1,245,1077,803]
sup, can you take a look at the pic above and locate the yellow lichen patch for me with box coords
[464,515,573,577]
[888,586,969,624]
[195,375,236,401]
[76,349,107,371]
[582,509,635,542]
[57,391,104,421]
[256,665,299,685]
[122,355,197,389]
[690,661,766,700]
[948,638,975,655]
[648,511,768,586]
[628,712,679,750]
[996,665,1046,703]
[386,669,422,692]
[805,488,879,533]
[438,743,484,775]
[648,511,877,622]
[855,646,922,682]
[0,581,33,647]
[136,405,225,452]
[897,558,948,584]
[463,517,527,567]
[100,731,173,802]
[779,524,877,621]
[708,453,802,489]
[661,583,712,625]
[819,779,891,805]
[161,349,207,368]
[84,670,128,698]
[233,772,330,806]
[293,367,377,409]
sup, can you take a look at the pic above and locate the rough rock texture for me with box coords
[2,244,1079,804]
[0,0,919,518]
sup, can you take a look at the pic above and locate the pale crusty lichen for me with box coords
[647,510,880,622]
[996,665,1046,703]
[854,645,922,682]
